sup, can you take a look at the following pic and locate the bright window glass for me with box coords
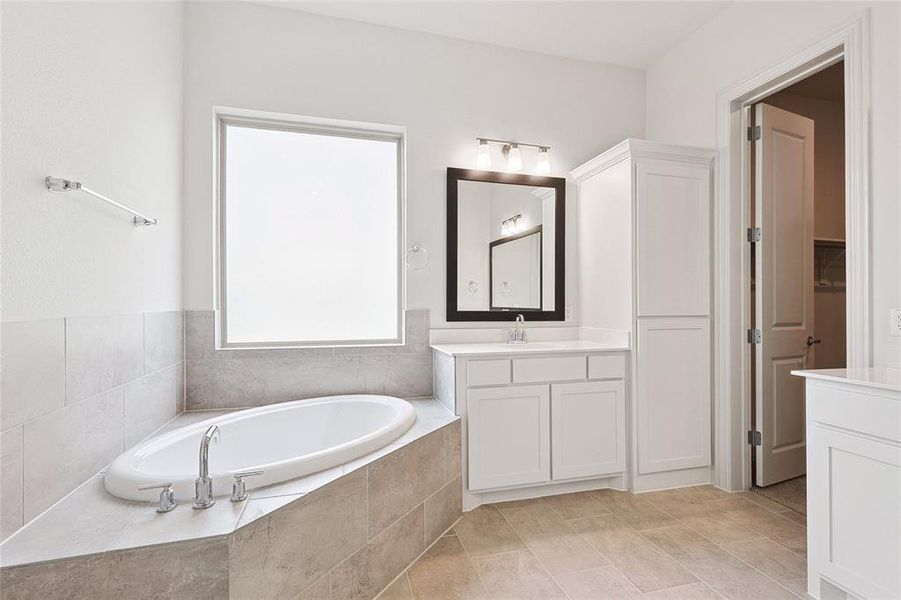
[220,117,402,346]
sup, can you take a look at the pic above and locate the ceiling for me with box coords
[257,1,731,69]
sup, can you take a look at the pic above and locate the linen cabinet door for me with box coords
[635,159,711,317]
[636,318,711,474]
[467,385,550,491]
[551,381,626,480]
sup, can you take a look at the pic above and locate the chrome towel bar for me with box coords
[45,176,158,226]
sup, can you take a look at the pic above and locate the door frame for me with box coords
[713,13,871,492]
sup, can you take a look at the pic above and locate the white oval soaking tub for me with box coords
[105,395,416,502]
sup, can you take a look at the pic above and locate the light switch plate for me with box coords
[565,305,574,322]
[891,309,901,337]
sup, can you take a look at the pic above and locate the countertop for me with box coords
[0,399,457,569]
[430,340,630,357]
[791,367,901,393]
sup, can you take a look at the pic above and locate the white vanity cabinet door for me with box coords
[551,381,625,480]
[467,385,550,491]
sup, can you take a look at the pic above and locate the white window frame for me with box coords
[213,106,406,349]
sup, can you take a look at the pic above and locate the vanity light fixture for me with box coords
[504,143,523,172]
[501,213,523,236]
[536,147,551,174]
[476,139,492,169]
[474,138,551,174]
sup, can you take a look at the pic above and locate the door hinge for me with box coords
[747,125,761,141]
[747,328,762,344]
[748,430,762,446]
[746,227,761,243]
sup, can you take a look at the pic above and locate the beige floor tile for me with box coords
[473,549,567,600]
[570,516,697,593]
[722,538,807,591]
[377,573,413,600]
[523,529,608,575]
[641,526,723,564]
[554,565,643,599]
[735,491,793,514]
[496,498,573,538]
[642,582,725,599]
[642,526,797,600]
[609,502,681,531]
[542,491,611,520]
[453,505,525,557]
[776,510,807,527]
[591,489,658,510]
[719,502,807,556]
[677,510,762,545]
[407,536,487,600]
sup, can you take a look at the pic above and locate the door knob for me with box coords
[806,336,822,347]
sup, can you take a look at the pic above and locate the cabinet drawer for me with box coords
[512,356,586,383]
[588,354,626,379]
[467,360,511,386]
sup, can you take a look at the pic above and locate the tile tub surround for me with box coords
[185,309,433,410]
[0,402,462,600]
[0,311,185,541]
[383,486,809,600]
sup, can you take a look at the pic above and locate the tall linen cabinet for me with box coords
[571,139,714,492]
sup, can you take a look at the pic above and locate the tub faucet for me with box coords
[193,424,220,509]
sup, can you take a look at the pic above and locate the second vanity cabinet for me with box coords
[433,344,629,506]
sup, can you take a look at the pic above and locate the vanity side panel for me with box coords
[577,158,633,338]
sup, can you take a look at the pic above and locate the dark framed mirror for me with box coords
[447,168,565,321]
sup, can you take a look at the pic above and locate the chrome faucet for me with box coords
[507,314,528,344]
[193,424,220,509]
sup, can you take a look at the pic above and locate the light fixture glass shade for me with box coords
[476,139,492,169]
[507,144,523,172]
[536,147,550,174]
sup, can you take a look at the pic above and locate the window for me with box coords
[216,109,404,348]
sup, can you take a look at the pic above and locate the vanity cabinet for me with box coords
[433,345,630,506]
[572,139,714,491]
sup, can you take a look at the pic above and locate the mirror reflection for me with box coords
[456,180,556,312]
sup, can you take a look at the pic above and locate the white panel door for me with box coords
[636,318,711,474]
[551,381,625,480]
[754,103,815,487]
[635,159,711,317]
[467,385,550,491]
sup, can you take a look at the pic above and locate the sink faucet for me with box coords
[507,314,528,344]
[193,424,220,509]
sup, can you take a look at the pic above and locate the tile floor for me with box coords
[377,486,808,600]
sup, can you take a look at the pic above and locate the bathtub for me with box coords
[105,395,416,502]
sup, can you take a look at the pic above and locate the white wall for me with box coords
[182,2,646,328]
[645,2,901,368]
[1,1,184,321]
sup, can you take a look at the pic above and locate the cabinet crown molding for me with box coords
[569,138,715,182]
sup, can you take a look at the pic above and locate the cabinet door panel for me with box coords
[635,160,710,317]
[551,381,625,480]
[637,318,711,474]
[467,385,550,491]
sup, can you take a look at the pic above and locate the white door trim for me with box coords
[713,12,871,492]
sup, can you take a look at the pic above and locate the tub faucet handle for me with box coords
[138,482,177,513]
[230,470,264,503]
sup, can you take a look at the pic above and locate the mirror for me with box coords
[447,168,564,321]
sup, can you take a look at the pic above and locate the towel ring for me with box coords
[405,244,429,270]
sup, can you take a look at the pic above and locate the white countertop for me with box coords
[791,367,901,393]
[431,340,630,357]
